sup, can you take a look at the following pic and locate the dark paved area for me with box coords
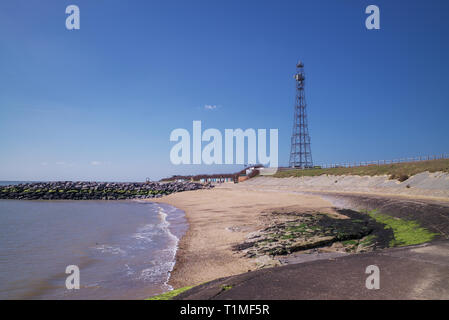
[305,191,449,240]
[175,241,449,300]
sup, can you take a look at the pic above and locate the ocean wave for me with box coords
[124,264,135,276]
[93,244,126,256]
[136,205,181,290]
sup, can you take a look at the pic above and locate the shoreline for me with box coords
[150,186,338,288]
[155,204,183,291]
[150,182,449,291]
[141,201,190,292]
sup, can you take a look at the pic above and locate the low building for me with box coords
[159,165,264,184]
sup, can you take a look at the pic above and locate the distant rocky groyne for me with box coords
[0,181,212,200]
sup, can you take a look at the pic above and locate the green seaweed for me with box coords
[342,239,358,246]
[360,234,376,246]
[146,286,194,300]
[221,284,233,291]
[368,211,438,247]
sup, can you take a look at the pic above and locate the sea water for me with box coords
[0,199,187,299]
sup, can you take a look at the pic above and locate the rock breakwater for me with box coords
[0,181,212,200]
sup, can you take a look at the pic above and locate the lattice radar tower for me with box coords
[289,61,313,168]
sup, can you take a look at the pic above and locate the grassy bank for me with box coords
[274,159,449,179]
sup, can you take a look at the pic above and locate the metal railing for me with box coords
[279,153,449,171]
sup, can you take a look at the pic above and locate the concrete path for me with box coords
[175,241,449,300]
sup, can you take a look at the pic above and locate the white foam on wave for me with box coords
[132,224,160,243]
[124,264,135,276]
[137,205,181,291]
[93,244,126,256]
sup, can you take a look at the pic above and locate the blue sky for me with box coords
[1,0,449,181]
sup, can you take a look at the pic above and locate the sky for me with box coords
[1,0,449,181]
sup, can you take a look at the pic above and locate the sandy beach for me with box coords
[151,184,337,288]
[151,175,449,290]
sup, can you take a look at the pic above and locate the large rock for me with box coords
[0,181,212,200]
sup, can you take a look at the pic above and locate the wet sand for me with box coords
[151,186,336,288]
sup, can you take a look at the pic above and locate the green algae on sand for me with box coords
[146,286,194,300]
[368,210,438,247]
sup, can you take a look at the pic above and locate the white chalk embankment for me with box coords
[241,171,449,200]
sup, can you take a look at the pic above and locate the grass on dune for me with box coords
[274,159,449,179]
